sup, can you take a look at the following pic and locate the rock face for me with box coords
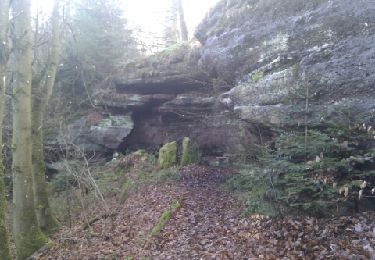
[47,113,134,152]
[96,43,262,159]
[114,43,209,94]
[53,0,374,157]
[196,0,375,125]
[89,116,134,149]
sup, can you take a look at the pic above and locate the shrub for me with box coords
[229,123,375,216]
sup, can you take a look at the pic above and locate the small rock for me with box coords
[330,244,338,251]
[355,223,363,233]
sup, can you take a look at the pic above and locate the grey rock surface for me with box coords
[58,0,375,156]
[196,0,375,125]
[48,115,134,152]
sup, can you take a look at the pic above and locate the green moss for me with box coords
[180,137,200,166]
[120,179,130,202]
[252,71,264,83]
[153,167,181,183]
[16,225,47,260]
[114,166,123,176]
[46,239,56,249]
[291,63,299,78]
[133,149,149,161]
[158,141,177,169]
[0,226,11,260]
[150,200,181,237]
[0,163,11,260]
[40,211,60,236]
[150,211,172,237]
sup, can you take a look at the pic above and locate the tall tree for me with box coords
[12,0,47,258]
[48,0,139,114]
[72,0,138,77]
[0,0,11,259]
[31,0,60,234]
[163,2,179,46]
[164,0,188,45]
[175,0,188,41]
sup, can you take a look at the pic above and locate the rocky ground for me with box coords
[33,166,375,259]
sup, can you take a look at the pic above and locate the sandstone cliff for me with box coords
[54,0,375,160]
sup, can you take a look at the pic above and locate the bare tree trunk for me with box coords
[12,0,47,258]
[175,0,188,41]
[303,70,309,162]
[32,0,60,235]
[0,1,11,259]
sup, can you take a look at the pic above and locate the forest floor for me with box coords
[34,166,375,259]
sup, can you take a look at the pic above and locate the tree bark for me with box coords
[12,0,47,258]
[0,0,11,259]
[175,0,188,41]
[32,0,60,235]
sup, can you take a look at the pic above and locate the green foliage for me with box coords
[227,167,277,216]
[229,116,374,216]
[48,0,140,126]
[71,0,138,76]
[265,124,374,215]
[274,130,343,161]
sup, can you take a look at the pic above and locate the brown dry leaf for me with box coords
[32,166,375,260]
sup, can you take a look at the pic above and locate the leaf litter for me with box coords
[33,166,375,259]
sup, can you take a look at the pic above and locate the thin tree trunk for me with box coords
[12,0,47,258]
[0,0,11,259]
[175,0,188,41]
[32,0,60,235]
[303,70,309,162]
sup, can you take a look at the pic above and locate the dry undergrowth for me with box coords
[32,166,375,259]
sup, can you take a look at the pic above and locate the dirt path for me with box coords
[35,166,374,259]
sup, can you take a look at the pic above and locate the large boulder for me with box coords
[181,137,200,166]
[47,113,134,152]
[89,115,134,149]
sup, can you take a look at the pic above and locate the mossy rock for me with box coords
[251,71,264,83]
[180,137,200,166]
[158,141,177,169]
[133,149,148,161]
